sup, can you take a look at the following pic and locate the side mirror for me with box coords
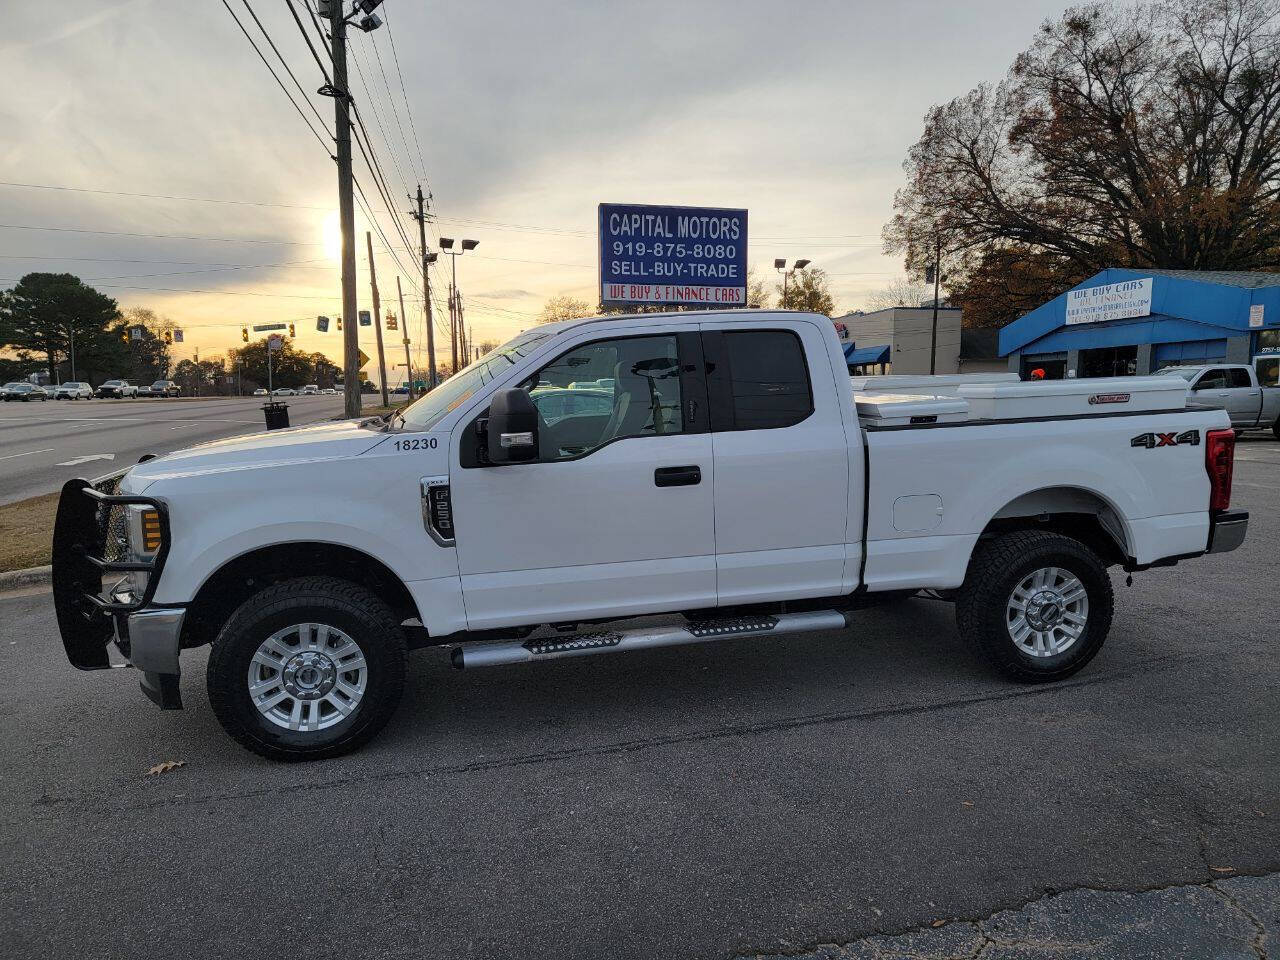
[486,388,539,464]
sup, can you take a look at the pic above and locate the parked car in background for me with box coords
[3,383,49,402]
[96,379,139,399]
[272,387,296,396]
[54,382,93,400]
[321,387,337,395]
[136,385,153,397]
[1156,359,1280,437]
[149,380,181,397]
[301,384,319,395]
[1,382,26,398]
[253,388,269,396]
[389,385,409,396]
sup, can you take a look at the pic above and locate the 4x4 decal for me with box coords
[1131,429,1200,449]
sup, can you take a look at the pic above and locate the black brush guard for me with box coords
[51,473,170,671]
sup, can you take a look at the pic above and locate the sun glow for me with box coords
[322,210,341,262]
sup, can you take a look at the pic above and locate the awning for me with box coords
[844,343,891,365]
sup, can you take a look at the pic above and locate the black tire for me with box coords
[207,576,407,761]
[955,530,1113,683]
[1272,419,1280,441]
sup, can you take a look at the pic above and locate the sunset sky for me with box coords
[2,0,1070,368]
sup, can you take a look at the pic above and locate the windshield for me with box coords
[397,328,556,431]
[1155,367,1197,381]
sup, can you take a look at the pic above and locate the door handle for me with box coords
[654,465,701,487]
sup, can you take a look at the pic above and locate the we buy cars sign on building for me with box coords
[599,203,747,308]
[1065,277,1153,325]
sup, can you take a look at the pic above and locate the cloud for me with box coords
[475,288,536,300]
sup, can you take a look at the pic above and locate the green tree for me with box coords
[747,267,770,308]
[885,0,1280,327]
[776,267,836,315]
[119,307,174,382]
[0,273,122,382]
[229,338,317,389]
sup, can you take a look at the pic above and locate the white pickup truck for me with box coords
[1154,358,1280,437]
[52,310,1248,760]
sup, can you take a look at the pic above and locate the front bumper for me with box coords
[51,474,184,708]
[1208,509,1248,554]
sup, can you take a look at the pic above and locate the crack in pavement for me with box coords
[738,872,1279,960]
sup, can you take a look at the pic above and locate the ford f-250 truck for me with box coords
[51,310,1248,760]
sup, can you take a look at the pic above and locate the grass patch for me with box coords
[0,492,59,573]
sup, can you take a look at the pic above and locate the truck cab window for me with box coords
[519,335,684,460]
[1228,368,1253,388]
[722,330,813,430]
[1196,369,1229,390]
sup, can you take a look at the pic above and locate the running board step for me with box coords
[450,609,853,670]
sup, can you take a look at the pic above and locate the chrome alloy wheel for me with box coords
[1006,566,1089,658]
[247,623,368,732]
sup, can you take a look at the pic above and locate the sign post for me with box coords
[599,203,747,310]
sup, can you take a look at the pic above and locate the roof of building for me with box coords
[843,343,892,365]
[999,267,1280,356]
[1142,269,1280,289]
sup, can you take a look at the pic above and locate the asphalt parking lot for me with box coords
[0,437,1276,959]
[0,394,347,504]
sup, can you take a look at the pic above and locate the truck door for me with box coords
[1190,367,1235,421]
[701,320,852,605]
[1225,366,1263,424]
[449,329,716,631]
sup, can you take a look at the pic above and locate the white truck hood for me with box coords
[124,420,389,486]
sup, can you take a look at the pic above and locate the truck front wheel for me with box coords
[955,531,1113,683]
[207,576,407,761]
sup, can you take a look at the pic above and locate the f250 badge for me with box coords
[1131,429,1200,449]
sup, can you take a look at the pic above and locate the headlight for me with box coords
[126,505,164,558]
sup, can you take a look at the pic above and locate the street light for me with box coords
[439,238,478,372]
[775,258,812,309]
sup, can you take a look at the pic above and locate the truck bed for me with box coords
[853,375,1220,593]
[853,375,1190,426]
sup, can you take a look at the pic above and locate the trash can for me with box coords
[262,401,290,430]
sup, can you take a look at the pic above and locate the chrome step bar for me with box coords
[451,609,853,669]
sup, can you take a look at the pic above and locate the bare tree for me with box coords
[537,295,595,324]
[864,278,930,310]
[885,0,1280,327]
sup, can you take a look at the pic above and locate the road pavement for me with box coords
[0,394,346,504]
[0,439,1276,960]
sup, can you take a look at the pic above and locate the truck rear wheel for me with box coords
[955,531,1113,683]
[207,576,407,761]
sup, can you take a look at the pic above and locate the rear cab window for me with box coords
[703,329,814,431]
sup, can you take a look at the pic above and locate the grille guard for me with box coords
[51,473,171,671]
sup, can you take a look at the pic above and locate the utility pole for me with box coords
[448,265,458,373]
[365,231,390,407]
[329,0,360,419]
[411,185,438,390]
[396,274,414,399]
[928,233,941,376]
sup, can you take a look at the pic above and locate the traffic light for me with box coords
[164,329,173,344]
[288,323,295,338]
[120,329,129,343]
[241,326,249,343]
[386,313,397,330]
[337,316,342,331]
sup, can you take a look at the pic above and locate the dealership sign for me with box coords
[599,203,747,308]
[1065,278,1153,325]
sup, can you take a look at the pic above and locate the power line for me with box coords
[218,0,332,154]
[236,0,332,135]
[0,222,322,244]
[359,28,417,192]
[380,3,431,190]
[0,180,328,210]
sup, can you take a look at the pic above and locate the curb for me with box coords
[0,564,52,590]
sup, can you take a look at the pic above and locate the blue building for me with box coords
[999,268,1280,379]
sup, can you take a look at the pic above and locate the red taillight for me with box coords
[1205,428,1235,511]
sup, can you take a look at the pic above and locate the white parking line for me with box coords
[0,447,55,461]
